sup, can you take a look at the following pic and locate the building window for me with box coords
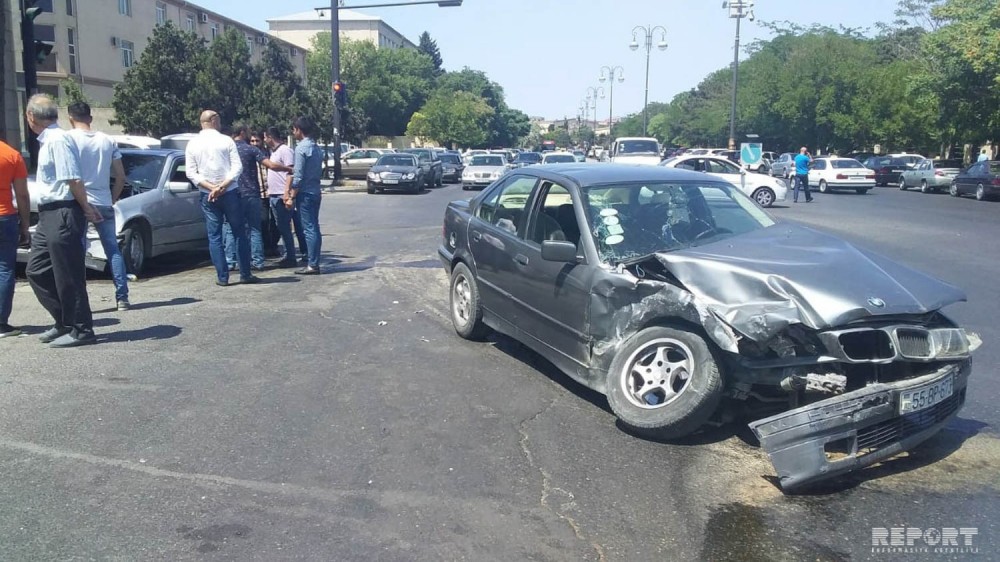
[121,40,135,68]
[34,24,56,43]
[156,2,166,25]
[36,0,52,12]
[118,0,131,17]
[67,28,77,74]
[211,23,220,40]
[245,34,253,53]
[185,13,195,31]
[66,0,73,16]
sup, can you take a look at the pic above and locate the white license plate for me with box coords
[383,179,399,184]
[899,376,954,414]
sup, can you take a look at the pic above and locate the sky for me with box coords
[210,0,901,120]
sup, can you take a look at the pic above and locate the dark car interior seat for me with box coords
[554,204,581,246]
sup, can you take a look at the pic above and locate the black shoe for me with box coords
[49,332,97,348]
[252,265,266,272]
[39,326,71,343]
[216,279,229,287]
[0,324,22,339]
[806,198,814,202]
[241,275,262,284]
[295,266,320,275]
[277,258,298,268]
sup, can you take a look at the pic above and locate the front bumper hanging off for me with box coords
[749,361,971,491]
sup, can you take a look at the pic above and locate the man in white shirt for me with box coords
[67,102,130,310]
[185,110,258,286]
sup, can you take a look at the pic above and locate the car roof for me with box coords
[510,163,717,186]
[121,148,183,157]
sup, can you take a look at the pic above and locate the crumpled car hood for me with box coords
[654,223,966,341]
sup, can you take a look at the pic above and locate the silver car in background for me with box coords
[899,158,965,193]
[461,154,508,190]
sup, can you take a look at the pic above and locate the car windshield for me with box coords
[582,181,776,264]
[122,154,166,192]
[471,155,505,166]
[544,154,577,163]
[618,140,659,154]
[831,159,865,169]
[440,154,462,164]
[515,153,542,163]
[377,155,416,167]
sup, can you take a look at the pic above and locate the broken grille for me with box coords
[856,389,964,454]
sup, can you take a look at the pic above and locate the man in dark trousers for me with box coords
[793,146,813,203]
[24,94,101,347]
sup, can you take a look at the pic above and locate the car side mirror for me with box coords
[541,240,579,263]
[166,181,193,193]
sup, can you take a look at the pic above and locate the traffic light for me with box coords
[333,81,348,108]
[20,0,55,94]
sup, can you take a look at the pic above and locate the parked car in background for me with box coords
[770,152,796,178]
[610,137,662,165]
[572,150,587,162]
[899,159,964,193]
[439,163,979,492]
[463,149,488,165]
[112,135,161,150]
[807,157,875,194]
[512,151,543,168]
[366,153,426,194]
[542,152,579,164]
[462,154,509,190]
[401,148,444,187]
[950,160,1000,201]
[863,156,920,187]
[660,155,787,207]
[17,149,207,275]
[159,133,199,151]
[332,148,395,180]
[439,153,465,183]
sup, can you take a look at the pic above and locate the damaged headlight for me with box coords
[928,329,971,359]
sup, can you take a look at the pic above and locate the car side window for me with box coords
[813,160,827,170]
[708,159,738,174]
[476,176,537,237]
[529,182,580,247]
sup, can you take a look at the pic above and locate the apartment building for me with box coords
[266,9,416,52]
[11,0,307,106]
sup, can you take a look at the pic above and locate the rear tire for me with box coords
[818,180,829,193]
[855,187,867,194]
[121,225,148,276]
[920,179,931,193]
[976,184,987,201]
[606,326,723,440]
[450,262,489,340]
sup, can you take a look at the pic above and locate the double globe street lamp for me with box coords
[630,25,668,137]
[599,65,624,140]
[585,86,605,143]
[722,0,755,150]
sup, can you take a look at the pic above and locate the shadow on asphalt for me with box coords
[99,324,182,344]
[92,297,202,314]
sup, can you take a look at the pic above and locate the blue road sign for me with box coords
[741,143,763,165]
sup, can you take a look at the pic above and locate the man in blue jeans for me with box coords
[67,102,130,309]
[0,139,30,338]
[286,117,325,275]
[793,146,813,203]
[185,110,259,286]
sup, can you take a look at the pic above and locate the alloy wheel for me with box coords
[452,275,472,328]
[620,338,694,409]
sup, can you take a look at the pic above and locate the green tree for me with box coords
[112,22,205,136]
[407,90,492,148]
[243,40,308,133]
[418,31,444,76]
[60,79,92,106]
[193,28,258,128]
[436,68,528,146]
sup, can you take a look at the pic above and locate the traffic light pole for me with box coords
[329,0,343,180]
[19,0,39,169]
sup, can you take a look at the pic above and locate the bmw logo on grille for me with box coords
[868,297,886,308]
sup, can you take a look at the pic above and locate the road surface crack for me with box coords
[518,398,607,562]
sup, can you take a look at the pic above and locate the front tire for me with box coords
[367,183,376,194]
[950,182,960,197]
[121,226,148,276]
[606,326,723,440]
[751,187,775,207]
[899,177,908,190]
[450,262,489,340]
[324,167,336,180]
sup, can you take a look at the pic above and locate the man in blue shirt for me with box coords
[793,146,813,203]
[285,117,324,275]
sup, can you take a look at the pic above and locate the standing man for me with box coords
[793,146,813,203]
[24,94,101,347]
[264,127,298,268]
[67,102,130,310]
[978,148,990,162]
[0,138,30,338]
[185,110,259,286]
[225,124,292,271]
[285,117,324,275]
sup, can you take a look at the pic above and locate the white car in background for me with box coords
[660,155,788,207]
[808,157,876,194]
[610,137,662,165]
[112,135,161,150]
[541,152,579,164]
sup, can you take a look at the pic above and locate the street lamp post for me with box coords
[316,0,462,179]
[599,65,624,141]
[585,86,604,145]
[629,25,667,137]
[722,0,755,151]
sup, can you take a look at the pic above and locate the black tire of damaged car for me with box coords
[606,326,723,440]
[450,263,490,340]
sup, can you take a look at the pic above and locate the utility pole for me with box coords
[723,1,755,151]
[329,0,342,180]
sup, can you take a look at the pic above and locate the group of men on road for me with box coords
[0,95,326,346]
[185,110,325,285]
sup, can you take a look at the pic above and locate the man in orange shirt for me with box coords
[0,138,31,338]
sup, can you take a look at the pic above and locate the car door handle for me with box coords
[472,232,482,242]
[514,254,529,266]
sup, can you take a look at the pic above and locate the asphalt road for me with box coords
[0,178,997,560]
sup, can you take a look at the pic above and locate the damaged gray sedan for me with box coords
[438,164,980,491]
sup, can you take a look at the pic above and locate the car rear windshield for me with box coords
[831,159,865,169]
[377,155,416,167]
[582,181,775,264]
[935,159,964,169]
[544,154,577,163]
[471,155,505,166]
[618,140,659,154]
[515,153,542,163]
